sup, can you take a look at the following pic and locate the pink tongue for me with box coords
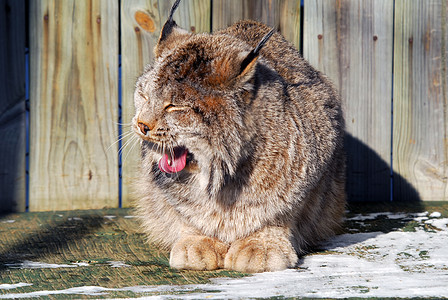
[158,147,188,174]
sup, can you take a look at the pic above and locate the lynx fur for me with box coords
[132,0,346,273]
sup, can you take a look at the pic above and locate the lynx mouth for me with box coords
[158,146,188,174]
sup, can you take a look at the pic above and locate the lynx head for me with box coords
[133,0,275,194]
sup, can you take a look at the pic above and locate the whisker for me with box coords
[114,121,133,126]
[106,131,135,153]
[119,130,136,141]
[169,143,175,162]
[119,134,137,155]
[108,130,135,152]
[122,136,140,164]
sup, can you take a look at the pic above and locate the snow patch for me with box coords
[4,261,92,269]
[1,220,15,224]
[0,283,32,290]
[347,212,410,221]
[430,211,442,218]
[4,261,79,269]
[108,261,131,268]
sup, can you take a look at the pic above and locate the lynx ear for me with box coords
[155,0,190,57]
[237,28,276,79]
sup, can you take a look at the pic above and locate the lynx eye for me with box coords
[138,92,149,101]
[164,103,187,113]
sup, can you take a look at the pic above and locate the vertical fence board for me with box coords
[212,0,280,30]
[0,0,26,212]
[304,0,394,201]
[212,0,300,50]
[279,0,301,50]
[121,0,162,208]
[29,0,119,211]
[120,0,210,207]
[160,0,211,33]
[393,0,448,201]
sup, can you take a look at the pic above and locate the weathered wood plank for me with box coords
[212,0,280,30]
[304,0,394,201]
[159,0,211,34]
[29,0,119,211]
[279,0,301,50]
[121,0,162,208]
[212,0,300,50]
[393,0,448,201]
[120,0,210,207]
[0,0,26,212]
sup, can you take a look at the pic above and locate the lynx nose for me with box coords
[138,122,151,135]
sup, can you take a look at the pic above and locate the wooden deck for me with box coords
[0,208,245,298]
[1,202,447,299]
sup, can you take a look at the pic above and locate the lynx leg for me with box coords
[224,226,298,273]
[170,235,229,271]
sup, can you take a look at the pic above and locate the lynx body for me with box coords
[133,1,346,273]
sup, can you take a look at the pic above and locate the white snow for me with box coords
[347,212,411,221]
[0,284,32,290]
[4,261,79,269]
[430,211,442,218]
[3,261,92,269]
[1,220,15,224]
[1,213,448,299]
[72,262,90,267]
[108,261,132,268]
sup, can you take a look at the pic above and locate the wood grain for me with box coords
[0,209,245,292]
[393,0,448,201]
[29,0,119,211]
[120,0,210,207]
[212,0,280,30]
[212,0,301,50]
[120,0,162,208]
[0,0,26,212]
[279,0,301,50]
[304,0,394,201]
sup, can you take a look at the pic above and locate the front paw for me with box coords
[170,236,229,271]
[224,236,298,273]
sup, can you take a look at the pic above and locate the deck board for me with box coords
[1,203,447,298]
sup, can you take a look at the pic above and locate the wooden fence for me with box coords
[0,0,447,212]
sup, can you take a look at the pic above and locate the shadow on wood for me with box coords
[346,133,422,203]
[0,213,104,274]
[0,0,26,213]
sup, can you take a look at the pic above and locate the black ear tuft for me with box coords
[168,0,181,22]
[159,0,182,42]
[254,27,276,55]
[239,28,276,77]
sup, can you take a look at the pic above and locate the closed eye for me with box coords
[164,103,188,113]
[138,92,149,101]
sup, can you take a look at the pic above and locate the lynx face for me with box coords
[132,34,263,193]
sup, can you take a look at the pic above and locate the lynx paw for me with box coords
[170,236,229,271]
[224,237,298,273]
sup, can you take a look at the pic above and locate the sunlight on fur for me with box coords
[129,0,346,273]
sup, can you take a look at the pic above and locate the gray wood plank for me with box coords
[393,0,448,201]
[212,0,300,50]
[29,0,119,211]
[304,0,394,201]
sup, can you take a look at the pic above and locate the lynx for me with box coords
[132,0,346,273]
